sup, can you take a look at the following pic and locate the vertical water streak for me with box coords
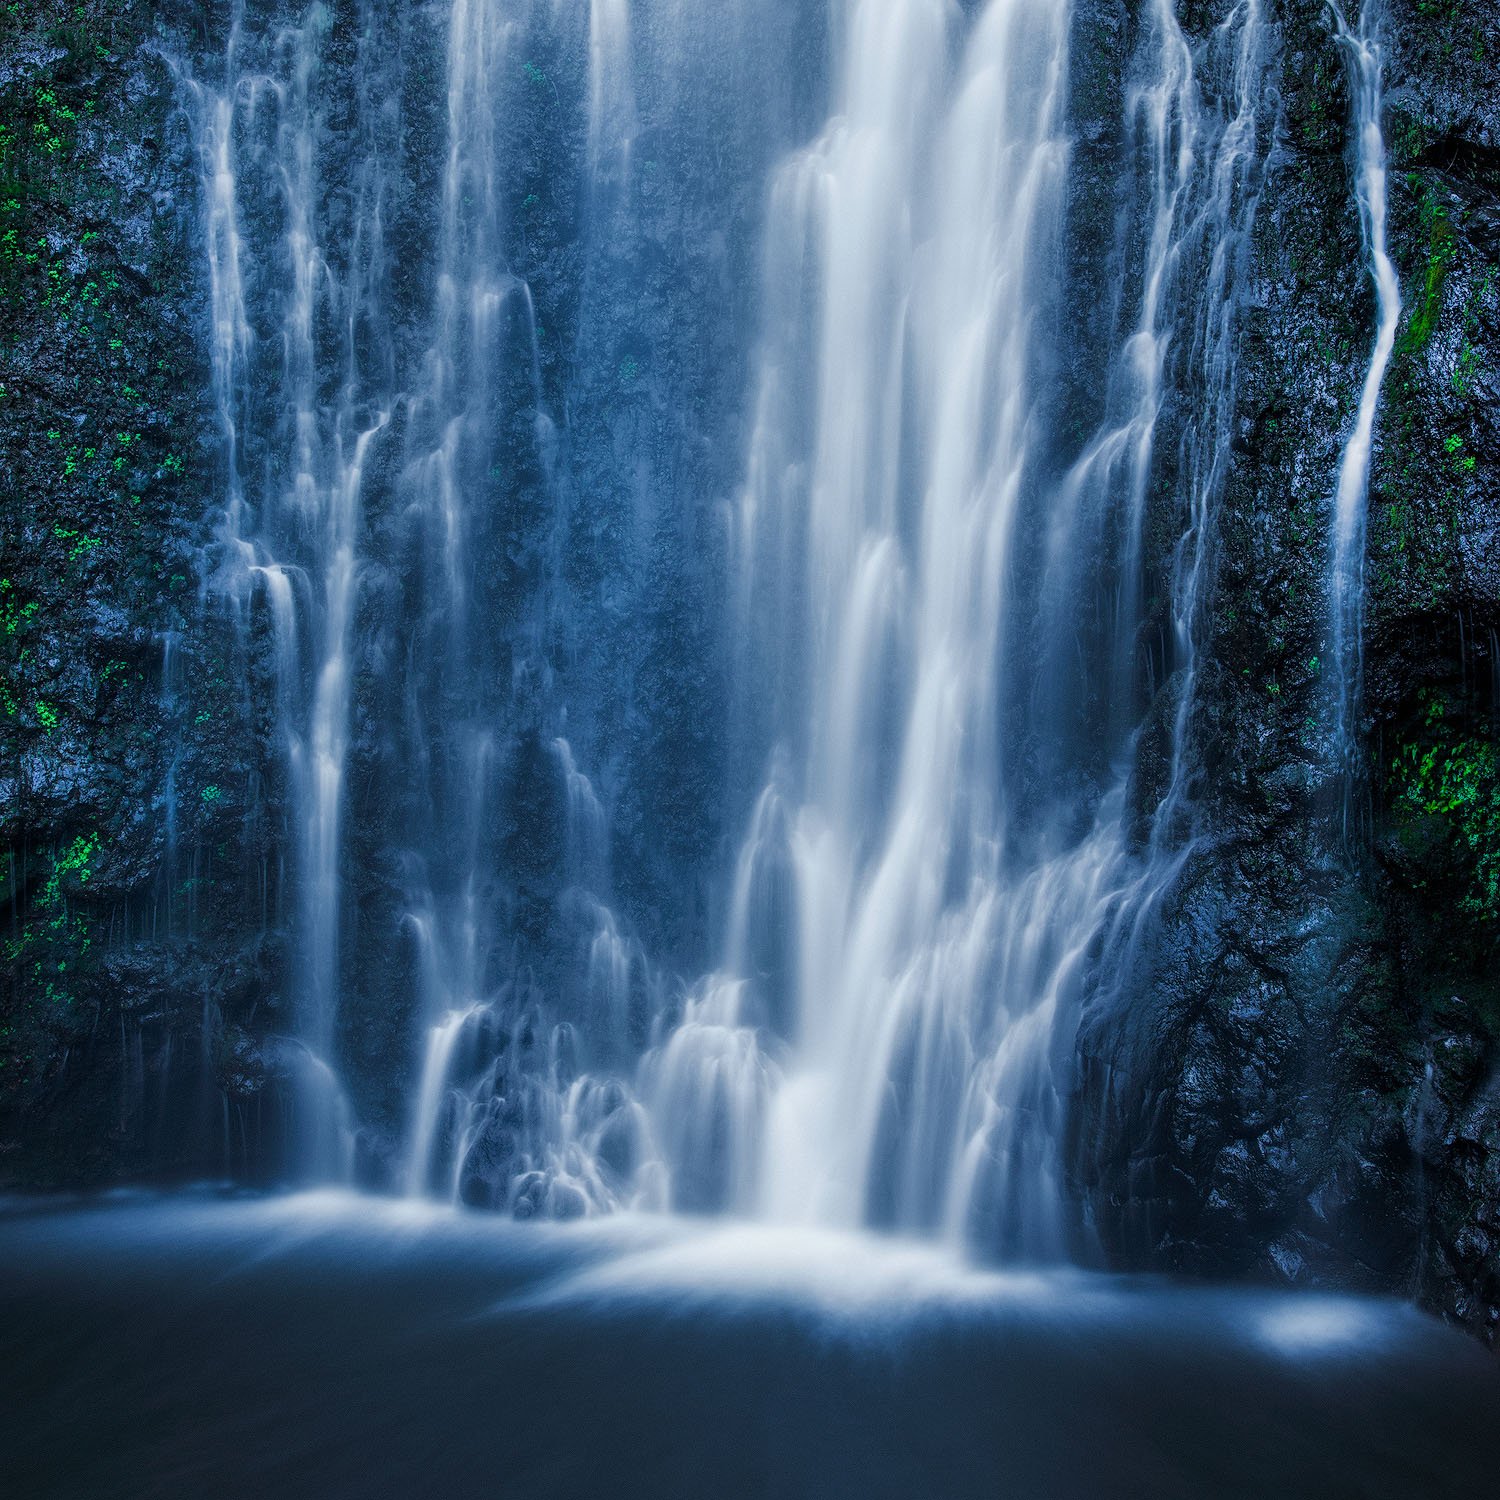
[186,1,399,1179]
[587,0,635,190]
[1328,0,1402,835]
[1153,1,1268,849]
[396,0,516,1194]
[194,5,255,610]
[406,1002,482,1195]
[724,0,1083,1242]
[711,0,1270,1257]
[173,0,1279,1235]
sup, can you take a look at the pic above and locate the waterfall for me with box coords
[713,0,1268,1252]
[390,0,520,1197]
[187,0,401,1179]
[1327,0,1402,828]
[724,0,1080,1244]
[179,0,1269,1250]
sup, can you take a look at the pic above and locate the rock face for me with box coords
[1,0,1498,1336]
[1074,0,1500,1341]
[0,1,285,1186]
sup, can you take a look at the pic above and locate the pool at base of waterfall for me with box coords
[1,1192,1495,1499]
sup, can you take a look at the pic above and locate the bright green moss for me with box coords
[38,831,98,913]
[1398,179,1457,357]
[1390,694,1500,920]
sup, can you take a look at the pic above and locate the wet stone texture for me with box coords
[0,2,286,1188]
[1074,0,1500,1341]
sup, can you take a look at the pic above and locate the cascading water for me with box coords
[694,0,1270,1253]
[185,0,746,1202]
[22,7,1500,1489]
[187,0,404,1180]
[1327,0,1402,830]
[181,0,1269,1254]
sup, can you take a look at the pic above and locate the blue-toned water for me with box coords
[28,8,1486,1494]
[1,1193,1495,1499]
[180,0,1274,1260]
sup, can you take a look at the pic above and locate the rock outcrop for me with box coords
[1075,0,1500,1341]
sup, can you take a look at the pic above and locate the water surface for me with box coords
[2,1193,1494,1499]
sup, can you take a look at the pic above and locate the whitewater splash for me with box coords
[183,0,1270,1257]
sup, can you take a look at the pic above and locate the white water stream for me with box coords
[185,0,1274,1257]
[1327,0,1402,824]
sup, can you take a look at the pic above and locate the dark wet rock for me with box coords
[0,1,277,1186]
[1074,0,1500,1342]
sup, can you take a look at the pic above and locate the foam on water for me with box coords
[7,1195,1493,1500]
[0,1189,1430,1357]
